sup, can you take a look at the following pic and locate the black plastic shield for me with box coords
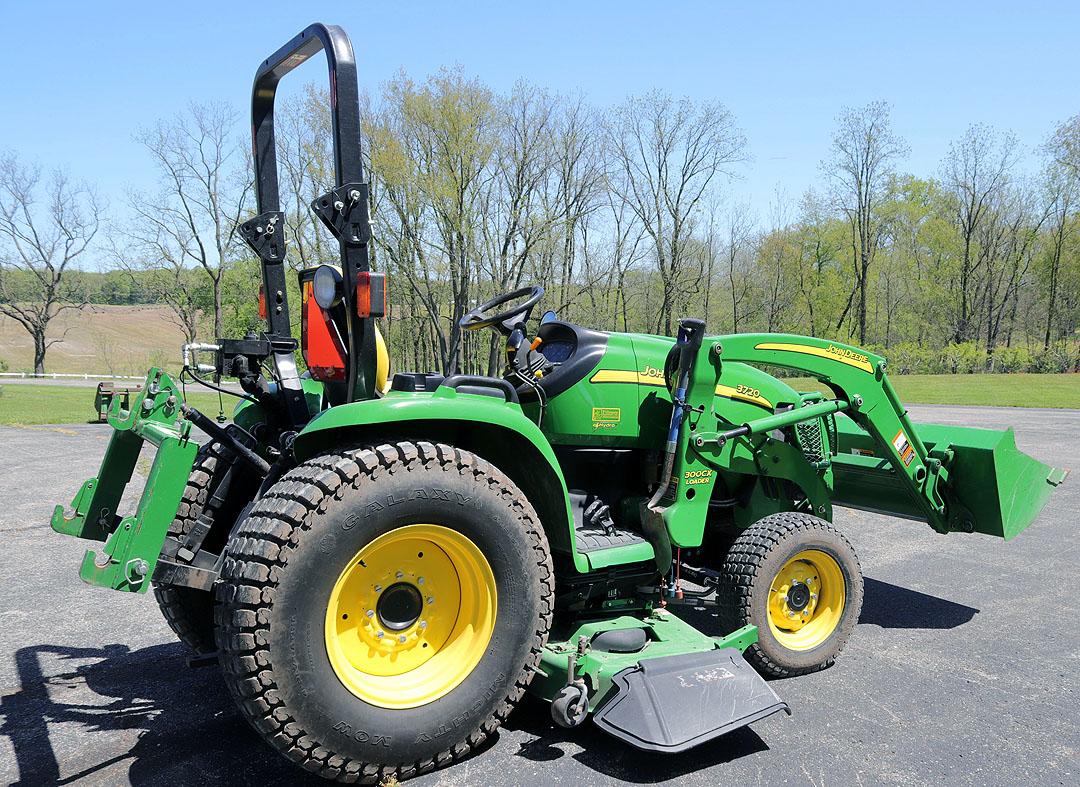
[592,648,790,753]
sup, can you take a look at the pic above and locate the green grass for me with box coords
[786,373,1080,409]
[1,373,1077,426]
[0,384,231,425]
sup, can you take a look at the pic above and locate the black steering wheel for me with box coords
[459,285,544,333]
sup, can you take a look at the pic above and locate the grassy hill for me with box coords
[0,305,189,376]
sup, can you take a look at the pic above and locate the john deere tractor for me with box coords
[52,23,1066,783]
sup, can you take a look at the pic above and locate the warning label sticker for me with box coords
[892,429,915,466]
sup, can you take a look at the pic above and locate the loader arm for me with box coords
[705,334,1064,537]
[710,334,948,530]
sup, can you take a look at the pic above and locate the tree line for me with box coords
[1,71,1078,376]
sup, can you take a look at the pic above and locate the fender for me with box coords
[291,387,588,572]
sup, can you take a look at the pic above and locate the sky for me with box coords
[1,1,1077,268]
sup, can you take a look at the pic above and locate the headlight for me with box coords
[313,264,343,310]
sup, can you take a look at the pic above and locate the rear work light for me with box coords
[356,271,386,318]
[301,280,347,382]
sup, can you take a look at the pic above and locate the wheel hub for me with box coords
[766,549,846,651]
[786,580,810,612]
[324,524,497,709]
[377,582,424,631]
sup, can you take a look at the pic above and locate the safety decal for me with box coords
[891,429,915,466]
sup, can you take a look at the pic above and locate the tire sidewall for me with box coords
[265,457,543,764]
[751,530,862,672]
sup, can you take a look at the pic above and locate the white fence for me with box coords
[0,372,145,381]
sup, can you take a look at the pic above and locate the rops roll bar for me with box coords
[239,23,379,407]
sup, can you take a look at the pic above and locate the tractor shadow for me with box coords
[0,641,323,786]
[858,577,980,629]
[0,578,977,786]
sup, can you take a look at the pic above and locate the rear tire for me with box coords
[215,441,553,783]
[717,512,863,678]
[152,442,258,655]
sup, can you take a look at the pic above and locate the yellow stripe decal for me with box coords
[715,384,773,410]
[754,342,874,373]
[589,369,666,387]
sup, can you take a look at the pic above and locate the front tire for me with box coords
[718,512,863,677]
[215,441,553,783]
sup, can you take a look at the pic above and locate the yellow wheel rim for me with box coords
[767,549,846,651]
[324,524,497,709]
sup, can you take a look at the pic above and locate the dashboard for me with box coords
[540,339,575,364]
[512,318,607,402]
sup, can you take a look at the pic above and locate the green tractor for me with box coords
[52,23,1066,783]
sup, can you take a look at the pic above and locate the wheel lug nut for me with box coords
[395,571,404,579]
[398,634,407,643]
[366,610,374,618]
[417,577,424,585]
[419,621,427,629]
[375,631,384,639]
[426,597,434,605]
[374,585,382,593]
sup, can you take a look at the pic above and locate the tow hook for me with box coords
[551,635,590,728]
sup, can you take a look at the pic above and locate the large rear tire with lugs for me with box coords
[214,441,554,784]
[717,512,863,678]
[152,442,259,655]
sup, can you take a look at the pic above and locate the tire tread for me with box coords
[214,441,554,784]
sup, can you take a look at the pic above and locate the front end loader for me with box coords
[51,22,1067,783]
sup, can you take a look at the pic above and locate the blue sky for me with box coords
[2,1,1077,264]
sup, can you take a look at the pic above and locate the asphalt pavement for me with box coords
[0,405,1077,786]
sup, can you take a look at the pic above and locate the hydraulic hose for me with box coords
[648,318,706,509]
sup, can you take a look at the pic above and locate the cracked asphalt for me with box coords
[0,405,1076,786]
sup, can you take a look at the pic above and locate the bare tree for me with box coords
[1046,114,1080,178]
[107,232,207,344]
[0,154,102,374]
[368,70,499,374]
[607,90,746,334]
[824,101,908,345]
[941,124,1019,343]
[130,102,252,340]
[1040,121,1080,349]
[721,201,755,332]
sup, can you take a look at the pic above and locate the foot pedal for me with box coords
[592,648,789,753]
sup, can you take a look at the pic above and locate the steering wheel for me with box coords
[459,285,544,333]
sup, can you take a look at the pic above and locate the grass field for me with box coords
[0,384,229,425]
[1,373,1076,426]
[786,372,1079,409]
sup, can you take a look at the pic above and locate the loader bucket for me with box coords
[918,422,1067,540]
[832,419,1066,540]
